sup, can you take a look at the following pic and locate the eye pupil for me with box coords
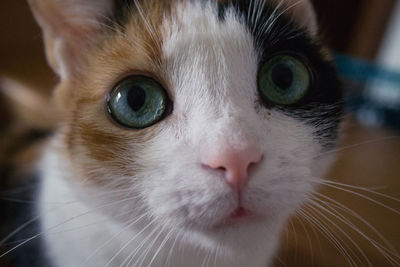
[271,63,293,90]
[108,76,168,129]
[258,54,311,105]
[127,86,146,111]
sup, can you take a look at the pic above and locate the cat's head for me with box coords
[30,0,343,258]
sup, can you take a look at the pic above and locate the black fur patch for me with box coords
[217,0,344,148]
[112,0,135,27]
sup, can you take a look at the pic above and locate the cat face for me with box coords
[30,0,343,256]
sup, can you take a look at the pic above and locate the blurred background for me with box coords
[0,1,400,266]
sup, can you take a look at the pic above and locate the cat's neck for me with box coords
[39,145,273,267]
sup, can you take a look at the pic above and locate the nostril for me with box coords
[251,153,263,165]
[248,154,263,172]
[201,163,227,173]
[216,166,226,172]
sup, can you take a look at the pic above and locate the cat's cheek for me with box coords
[246,169,313,212]
[140,163,237,227]
[310,153,338,180]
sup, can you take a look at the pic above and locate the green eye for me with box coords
[258,54,311,105]
[108,76,168,129]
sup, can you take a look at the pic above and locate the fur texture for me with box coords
[28,0,344,266]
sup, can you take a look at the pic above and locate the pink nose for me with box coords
[202,146,263,190]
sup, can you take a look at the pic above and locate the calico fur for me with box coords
[27,0,344,266]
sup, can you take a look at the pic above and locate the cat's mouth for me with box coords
[210,206,261,229]
[230,206,249,219]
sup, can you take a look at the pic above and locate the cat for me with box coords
[4,0,345,266]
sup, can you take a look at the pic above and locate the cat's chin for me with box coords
[176,214,284,260]
[165,207,282,243]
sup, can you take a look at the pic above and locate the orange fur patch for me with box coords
[52,1,174,184]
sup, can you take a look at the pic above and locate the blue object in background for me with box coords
[334,53,400,131]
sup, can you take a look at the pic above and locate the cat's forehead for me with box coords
[113,0,317,35]
[82,0,316,100]
[161,2,258,115]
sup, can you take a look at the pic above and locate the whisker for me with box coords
[123,223,163,267]
[311,136,400,159]
[0,205,59,245]
[1,211,143,249]
[253,0,267,34]
[105,218,157,266]
[311,196,400,265]
[308,200,371,266]
[275,256,289,267]
[165,230,181,267]
[0,197,40,204]
[313,191,399,255]
[0,234,41,260]
[0,184,37,196]
[301,207,324,255]
[308,199,400,266]
[311,181,400,216]
[262,0,304,40]
[148,227,175,267]
[299,208,359,266]
[293,215,314,265]
[313,179,400,203]
[0,196,142,259]
[131,0,163,67]
[213,242,220,267]
[82,211,149,266]
[135,224,167,267]
[289,220,298,263]
[201,248,212,267]
[247,0,256,31]
[256,0,284,41]
[0,187,140,205]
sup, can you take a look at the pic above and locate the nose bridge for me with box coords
[199,110,257,159]
[187,89,259,152]
[208,111,256,149]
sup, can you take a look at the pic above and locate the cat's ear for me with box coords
[28,0,113,79]
[279,0,318,36]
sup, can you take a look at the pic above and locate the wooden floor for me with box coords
[1,2,400,267]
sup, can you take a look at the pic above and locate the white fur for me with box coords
[40,2,335,267]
